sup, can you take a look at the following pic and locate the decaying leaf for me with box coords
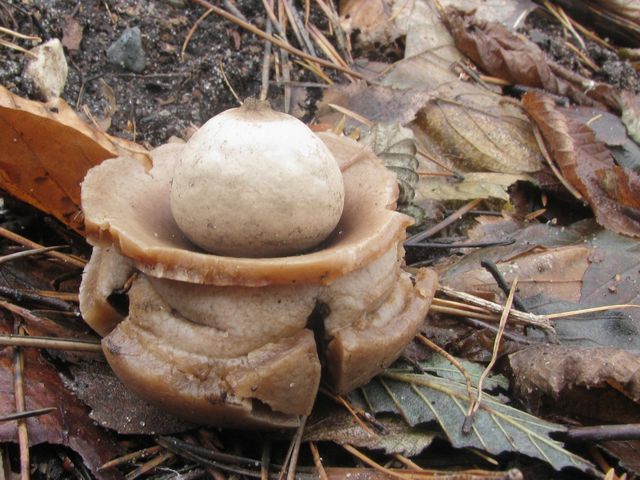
[316,83,433,131]
[0,317,122,479]
[442,7,624,112]
[349,367,596,474]
[415,95,544,174]
[523,91,640,237]
[509,345,640,423]
[305,408,437,457]
[69,361,194,435]
[562,106,628,147]
[361,123,424,223]
[442,219,640,352]
[444,245,592,303]
[553,0,640,45]
[0,87,149,233]
[417,172,532,201]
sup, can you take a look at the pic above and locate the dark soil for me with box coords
[522,9,640,94]
[1,0,322,147]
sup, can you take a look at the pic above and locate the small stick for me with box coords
[547,304,640,319]
[260,441,271,480]
[407,239,515,249]
[0,26,41,41]
[393,454,423,471]
[286,415,307,480]
[405,199,482,245]
[565,41,599,71]
[0,39,37,58]
[0,334,102,352]
[99,445,163,470]
[429,304,500,322]
[328,103,372,127]
[259,19,273,101]
[13,323,29,480]
[0,407,56,423]
[0,227,86,269]
[480,260,529,313]
[432,297,494,315]
[190,0,363,78]
[124,450,174,480]
[342,444,406,480]
[181,8,215,60]
[282,50,292,113]
[281,0,316,57]
[0,285,76,312]
[438,285,554,333]
[0,246,66,265]
[459,316,539,344]
[309,442,328,480]
[218,59,242,105]
[417,334,474,407]
[463,279,517,433]
[531,124,584,202]
[560,424,640,443]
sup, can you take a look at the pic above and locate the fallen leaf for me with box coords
[509,345,640,423]
[415,95,544,174]
[0,87,149,233]
[0,316,122,479]
[562,106,627,147]
[417,172,532,202]
[316,83,433,131]
[523,91,640,237]
[62,16,83,51]
[305,408,437,457]
[349,366,596,474]
[69,361,194,435]
[620,91,640,144]
[442,219,640,352]
[438,0,536,30]
[444,245,592,303]
[361,123,419,203]
[443,7,625,112]
[600,441,640,475]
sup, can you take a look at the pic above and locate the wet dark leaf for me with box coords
[509,345,640,423]
[523,91,640,237]
[349,366,596,474]
[0,316,122,479]
[305,408,437,457]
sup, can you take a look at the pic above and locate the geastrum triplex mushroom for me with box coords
[79,99,438,428]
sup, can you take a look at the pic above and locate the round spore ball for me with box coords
[170,100,345,257]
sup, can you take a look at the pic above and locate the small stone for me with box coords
[23,38,68,100]
[106,27,146,73]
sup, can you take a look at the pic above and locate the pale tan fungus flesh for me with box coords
[79,132,438,428]
[103,276,320,428]
[79,246,134,336]
[81,134,410,286]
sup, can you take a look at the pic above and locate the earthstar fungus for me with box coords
[79,103,437,428]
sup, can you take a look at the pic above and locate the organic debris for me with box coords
[1,0,640,478]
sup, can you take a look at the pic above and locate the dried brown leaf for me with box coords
[69,361,194,435]
[509,345,640,423]
[0,316,122,479]
[444,245,591,303]
[0,87,149,234]
[316,83,433,130]
[305,408,436,457]
[443,7,623,111]
[415,96,544,174]
[523,91,640,237]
